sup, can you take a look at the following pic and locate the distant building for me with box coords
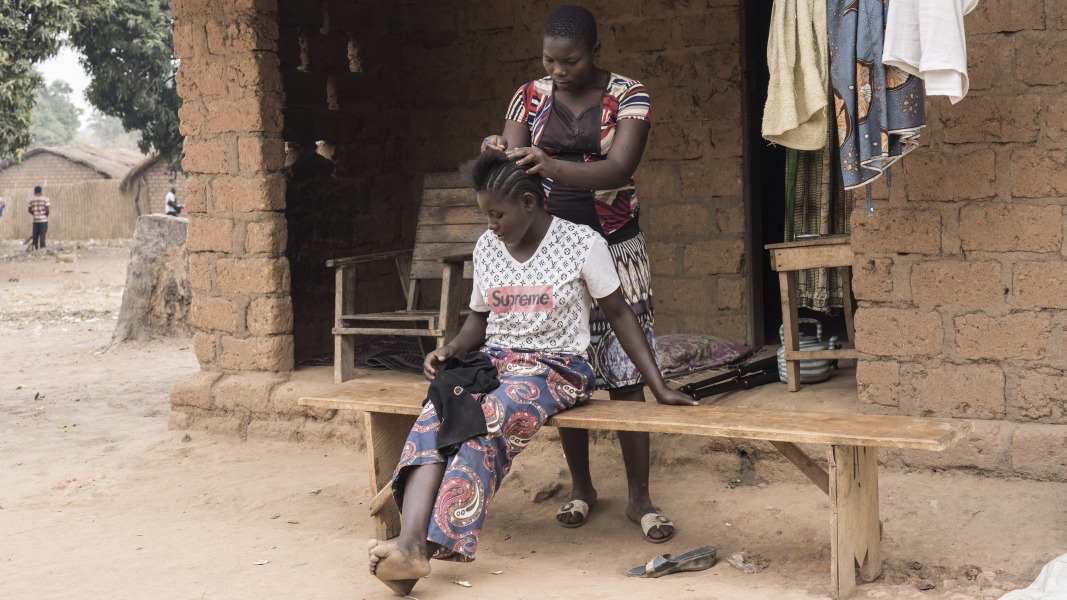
[121,155,188,215]
[0,145,144,190]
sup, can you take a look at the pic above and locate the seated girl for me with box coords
[367,151,696,596]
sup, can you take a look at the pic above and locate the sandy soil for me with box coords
[1,242,1065,600]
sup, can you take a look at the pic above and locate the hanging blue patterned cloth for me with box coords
[828,0,926,214]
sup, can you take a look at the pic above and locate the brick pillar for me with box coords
[173,0,293,374]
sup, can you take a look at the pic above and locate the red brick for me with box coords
[211,174,285,213]
[247,296,293,336]
[206,13,278,54]
[903,147,995,201]
[907,363,1005,419]
[856,360,900,407]
[646,241,681,276]
[895,421,1005,472]
[238,137,285,172]
[910,261,1004,307]
[1015,368,1067,423]
[1045,95,1067,144]
[178,102,206,137]
[191,295,239,333]
[1011,424,1067,480]
[216,257,291,294]
[205,95,283,134]
[643,202,714,238]
[680,158,743,198]
[1016,37,1067,85]
[954,311,1051,360]
[245,218,287,255]
[184,177,208,214]
[170,371,222,410]
[966,35,997,91]
[193,331,218,367]
[852,258,892,303]
[966,0,1045,34]
[182,138,231,174]
[219,334,294,371]
[941,95,1041,144]
[855,308,943,358]
[682,239,744,275]
[716,203,745,234]
[213,372,285,414]
[959,204,1062,252]
[1010,149,1067,197]
[716,277,745,310]
[850,209,941,255]
[1013,261,1067,309]
[189,253,214,292]
[186,215,234,253]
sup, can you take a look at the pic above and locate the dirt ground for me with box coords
[2,241,1066,600]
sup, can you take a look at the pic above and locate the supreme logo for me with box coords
[487,285,554,313]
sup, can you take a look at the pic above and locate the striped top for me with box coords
[29,194,49,223]
[505,73,651,236]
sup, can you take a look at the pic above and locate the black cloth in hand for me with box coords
[426,351,500,456]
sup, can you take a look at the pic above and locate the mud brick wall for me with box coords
[276,0,747,360]
[853,0,1067,481]
[172,0,295,375]
[0,154,111,190]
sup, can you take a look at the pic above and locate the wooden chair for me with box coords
[329,172,483,383]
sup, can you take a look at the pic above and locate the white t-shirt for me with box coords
[882,0,979,105]
[470,217,620,356]
[165,191,178,214]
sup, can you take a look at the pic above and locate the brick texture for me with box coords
[954,311,1051,360]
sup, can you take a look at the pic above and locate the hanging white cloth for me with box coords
[762,0,828,150]
[882,0,980,105]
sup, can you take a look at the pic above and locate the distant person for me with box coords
[28,186,49,250]
[0,196,6,219]
[164,188,184,216]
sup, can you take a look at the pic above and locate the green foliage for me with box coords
[0,0,75,159]
[79,110,142,152]
[70,0,181,159]
[31,79,82,148]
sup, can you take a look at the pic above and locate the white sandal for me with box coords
[640,512,676,544]
[556,499,591,529]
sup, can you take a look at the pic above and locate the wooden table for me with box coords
[765,235,856,391]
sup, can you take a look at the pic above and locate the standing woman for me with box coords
[481,5,675,543]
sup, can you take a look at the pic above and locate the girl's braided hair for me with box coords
[461,150,544,203]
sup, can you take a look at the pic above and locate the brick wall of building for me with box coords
[277,0,747,360]
[853,0,1067,480]
[0,153,110,191]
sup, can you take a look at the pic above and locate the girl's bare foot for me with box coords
[367,538,430,596]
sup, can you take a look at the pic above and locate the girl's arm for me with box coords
[508,117,650,190]
[596,290,698,406]
[422,311,489,380]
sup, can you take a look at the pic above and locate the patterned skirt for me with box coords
[391,346,594,562]
[588,232,658,390]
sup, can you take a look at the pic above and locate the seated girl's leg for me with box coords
[368,462,443,595]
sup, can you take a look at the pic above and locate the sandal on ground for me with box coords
[627,546,718,578]
[640,512,676,544]
[556,499,592,528]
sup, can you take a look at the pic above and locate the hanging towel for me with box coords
[882,0,980,105]
[762,0,828,150]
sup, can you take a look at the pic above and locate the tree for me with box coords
[80,110,141,152]
[70,0,181,159]
[31,79,81,147]
[0,0,75,159]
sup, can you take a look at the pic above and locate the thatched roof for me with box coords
[0,144,146,180]
[119,154,173,192]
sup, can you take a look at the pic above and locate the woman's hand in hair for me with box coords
[481,135,509,153]
[507,146,556,179]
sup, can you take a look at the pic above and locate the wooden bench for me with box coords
[299,379,972,599]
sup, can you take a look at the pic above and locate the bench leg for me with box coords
[335,265,356,383]
[829,445,881,599]
[364,412,417,540]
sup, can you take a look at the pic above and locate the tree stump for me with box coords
[112,214,193,343]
